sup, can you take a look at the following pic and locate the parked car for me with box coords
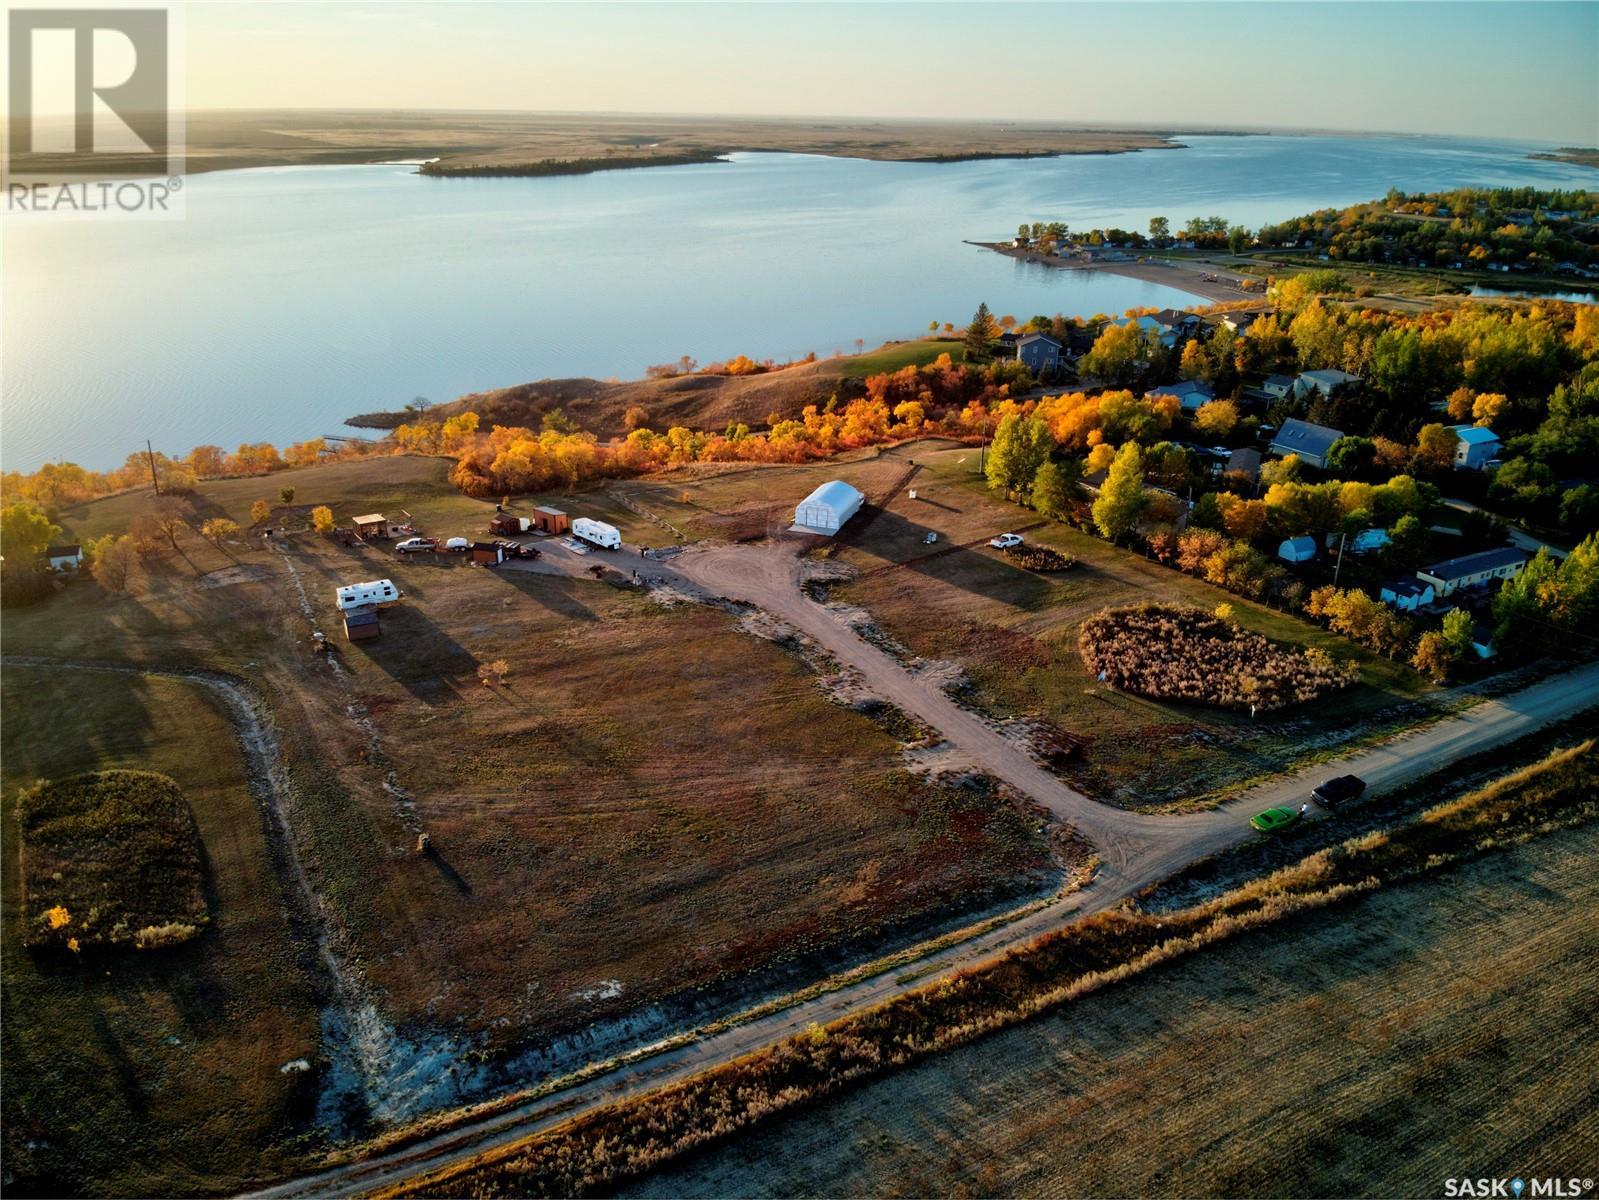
[445,537,469,552]
[395,537,439,554]
[924,532,938,544]
[1249,806,1300,834]
[1312,774,1366,809]
[989,533,1024,549]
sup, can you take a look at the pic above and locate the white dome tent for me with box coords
[792,480,864,535]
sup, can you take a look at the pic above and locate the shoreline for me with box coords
[970,241,1257,304]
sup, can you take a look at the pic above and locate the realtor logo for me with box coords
[5,8,184,215]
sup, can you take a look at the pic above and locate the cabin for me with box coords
[792,480,865,536]
[1146,379,1214,412]
[352,513,404,540]
[343,607,381,642]
[1277,536,1318,564]
[45,544,83,572]
[1015,333,1062,373]
[1379,578,1434,612]
[470,542,505,565]
[1268,417,1345,470]
[1416,546,1529,598]
[1451,425,1502,470]
[533,506,570,535]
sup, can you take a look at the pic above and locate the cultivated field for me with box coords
[0,667,319,1197]
[624,822,1599,1199]
[819,443,1430,807]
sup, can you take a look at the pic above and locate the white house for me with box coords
[45,544,83,572]
[1415,547,1529,598]
[1295,369,1362,399]
[1277,536,1317,564]
[1451,425,1502,470]
[1261,374,1297,401]
[1379,578,1434,612]
[792,480,865,535]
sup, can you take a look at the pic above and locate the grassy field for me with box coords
[1,667,319,1197]
[835,338,969,378]
[623,821,1599,1199]
[13,452,1050,1056]
[823,443,1429,808]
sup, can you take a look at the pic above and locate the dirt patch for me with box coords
[196,562,275,588]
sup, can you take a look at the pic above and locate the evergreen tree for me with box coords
[966,302,999,361]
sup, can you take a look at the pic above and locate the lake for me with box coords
[3,133,1591,471]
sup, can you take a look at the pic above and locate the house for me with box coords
[1262,374,1297,401]
[1063,326,1098,359]
[1379,578,1434,612]
[1294,369,1362,399]
[1416,546,1530,598]
[352,513,404,539]
[792,480,865,536]
[1268,417,1346,469]
[1146,379,1215,411]
[1347,528,1391,555]
[343,607,381,642]
[1277,536,1318,564]
[45,544,83,572]
[1136,309,1202,349]
[1470,622,1498,660]
[1451,425,1502,470]
[533,506,570,535]
[1225,448,1262,483]
[469,541,505,565]
[997,330,1021,352]
[1015,333,1062,373]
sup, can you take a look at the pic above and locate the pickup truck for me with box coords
[395,537,439,554]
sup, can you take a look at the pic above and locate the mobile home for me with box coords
[335,579,402,612]
[572,518,622,550]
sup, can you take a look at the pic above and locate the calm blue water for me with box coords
[3,134,1591,471]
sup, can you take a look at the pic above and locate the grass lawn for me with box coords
[825,443,1429,808]
[622,819,1599,1199]
[837,338,968,379]
[1,667,320,1198]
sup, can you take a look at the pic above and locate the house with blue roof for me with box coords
[1450,425,1503,470]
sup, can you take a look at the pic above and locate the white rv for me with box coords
[571,518,621,550]
[335,579,402,612]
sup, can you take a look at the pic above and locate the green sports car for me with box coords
[1250,806,1301,833]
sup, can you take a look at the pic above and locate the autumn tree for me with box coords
[279,485,296,505]
[1031,459,1074,521]
[250,500,271,526]
[1194,399,1238,439]
[1414,423,1459,473]
[623,405,651,433]
[311,505,336,535]
[1148,216,1170,245]
[1080,322,1145,385]
[0,501,61,564]
[88,535,137,593]
[201,517,239,550]
[1092,443,1146,543]
[150,496,193,550]
[985,412,1053,498]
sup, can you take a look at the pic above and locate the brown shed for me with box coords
[488,513,523,536]
[469,541,505,565]
[343,607,381,642]
[533,506,570,535]
[352,513,403,539]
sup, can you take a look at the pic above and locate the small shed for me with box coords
[489,513,525,536]
[792,480,865,536]
[45,544,83,572]
[1277,536,1317,564]
[1379,578,1434,612]
[533,507,570,535]
[343,607,381,642]
[470,541,505,565]
[352,513,402,539]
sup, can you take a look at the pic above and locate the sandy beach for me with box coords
[973,242,1259,304]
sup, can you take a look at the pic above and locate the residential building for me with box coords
[1295,369,1362,399]
[1135,309,1203,349]
[1268,417,1346,469]
[1379,579,1435,612]
[1415,546,1530,598]
[1225,448,1262,483]
[1015,333,1062,373]
[1146,379,1215,411]
[1262,373,1297,401]
[1451,425,1503,470]
[45,544,83,572]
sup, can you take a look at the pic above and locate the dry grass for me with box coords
[624,819,1599,1199]
[388,740,1597,1199]
[1078,604,1359,712]
[1,668,320,1197]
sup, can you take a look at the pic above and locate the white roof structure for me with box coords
[1451,425,1501,446]
[792,480,865,536]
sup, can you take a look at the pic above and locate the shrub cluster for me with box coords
[1004,545,1074,572]
[16,770,207,952]
[1077,603,1359,712]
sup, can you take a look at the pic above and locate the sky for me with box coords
[111,1,1599,145]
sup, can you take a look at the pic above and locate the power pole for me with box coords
[146,439,161,496]
[1332,530,1348,587]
